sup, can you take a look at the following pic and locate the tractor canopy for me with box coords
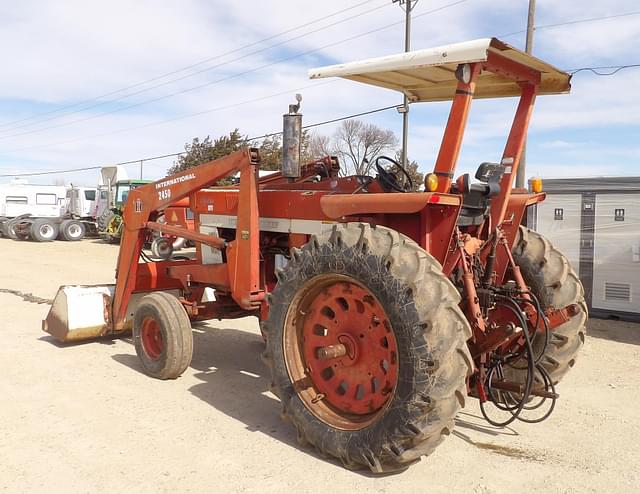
[309,37,570,101]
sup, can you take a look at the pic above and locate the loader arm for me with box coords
[111,148,261,331]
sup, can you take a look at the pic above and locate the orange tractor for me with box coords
[44,38,586,473]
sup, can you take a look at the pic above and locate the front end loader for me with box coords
[43,38,586,473]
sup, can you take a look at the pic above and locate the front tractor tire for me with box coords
[103,212,122,244]
[263,223,472,473]
[512,227,587,385]
[133,292,194,380]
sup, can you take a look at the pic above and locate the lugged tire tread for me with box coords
[264,222,472,472]
[133,292,193,380]
[512,226,587,384]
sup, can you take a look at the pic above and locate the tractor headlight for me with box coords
[530,177,543,193]
[425,173,438,192]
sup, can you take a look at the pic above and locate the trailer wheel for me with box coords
[133,292,193,380]
[60,219,86,241]
[512,226,587,385]
[30,219,59,242]
[4,219,20,240]
[263,223,472,473]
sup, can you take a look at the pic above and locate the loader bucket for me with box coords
[42,285,115,343]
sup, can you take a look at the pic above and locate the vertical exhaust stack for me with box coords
[282,94,302,180]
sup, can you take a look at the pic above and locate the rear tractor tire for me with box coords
[133,292,193,380]
[263,222,472,473]
[512,226,587,385]
[60,219,86,241]
[97,208,112,231]
[30,219,59,242]
[103,212,122,244]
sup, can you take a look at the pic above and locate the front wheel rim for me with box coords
[283,274,399,431]
[141,317,164,360]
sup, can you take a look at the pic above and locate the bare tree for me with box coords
[307,133,333,159]
[393,151,424,191]
[333,120,398,176]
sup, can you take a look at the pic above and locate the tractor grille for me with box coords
[604,282,632,302]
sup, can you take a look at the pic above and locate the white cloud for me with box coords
[0,0,639,185]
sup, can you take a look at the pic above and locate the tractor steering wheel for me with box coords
[374,156,413,192]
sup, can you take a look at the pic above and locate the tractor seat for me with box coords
[455,162,506,227]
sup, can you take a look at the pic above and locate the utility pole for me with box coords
[393,0,416,169]
[517,0,536,188]
[140,160,143,180]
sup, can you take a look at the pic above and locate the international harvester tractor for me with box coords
[44,38,586,473]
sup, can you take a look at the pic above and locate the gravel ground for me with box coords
[1,238,639,493]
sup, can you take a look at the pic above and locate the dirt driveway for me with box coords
[1,238,639,493]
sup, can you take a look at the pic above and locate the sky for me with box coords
[0,0,638,186]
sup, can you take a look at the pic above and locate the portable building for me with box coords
[533,177,640,320]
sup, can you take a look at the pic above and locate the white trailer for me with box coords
[533,177,640,320]
[0,181,99,241]
[0,181,66,218]
[0,182,67,240]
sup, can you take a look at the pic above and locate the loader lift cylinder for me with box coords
[282,94,302,179]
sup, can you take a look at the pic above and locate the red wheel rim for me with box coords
[284,275,399,430]
[141,317,164,360]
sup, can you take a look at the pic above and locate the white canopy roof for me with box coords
[309,38,571,101]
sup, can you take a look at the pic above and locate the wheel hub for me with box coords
[336,333,357,361]
[140,317,163,360]
[285,276,399,427]
[41,225,53,238]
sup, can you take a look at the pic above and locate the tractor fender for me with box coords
[319,192,460,219]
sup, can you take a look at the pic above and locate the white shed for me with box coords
[533,177,640,320]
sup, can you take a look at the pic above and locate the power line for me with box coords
[0,1,390,138]
[1,4,634,141]
[250,104,399,141]
[0,0,470,145]
[499,10,640,38]
[535,11,640,30]
[0,105,399,178]
[569,64,640,76]
[2,57,638,176]
[0,0,468,147]
[8,57,639,158]
[0,0,380,132]
[2,80,338,154]
[12,2,639,177]
[4,56,639,179]
[3,57,639,179]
